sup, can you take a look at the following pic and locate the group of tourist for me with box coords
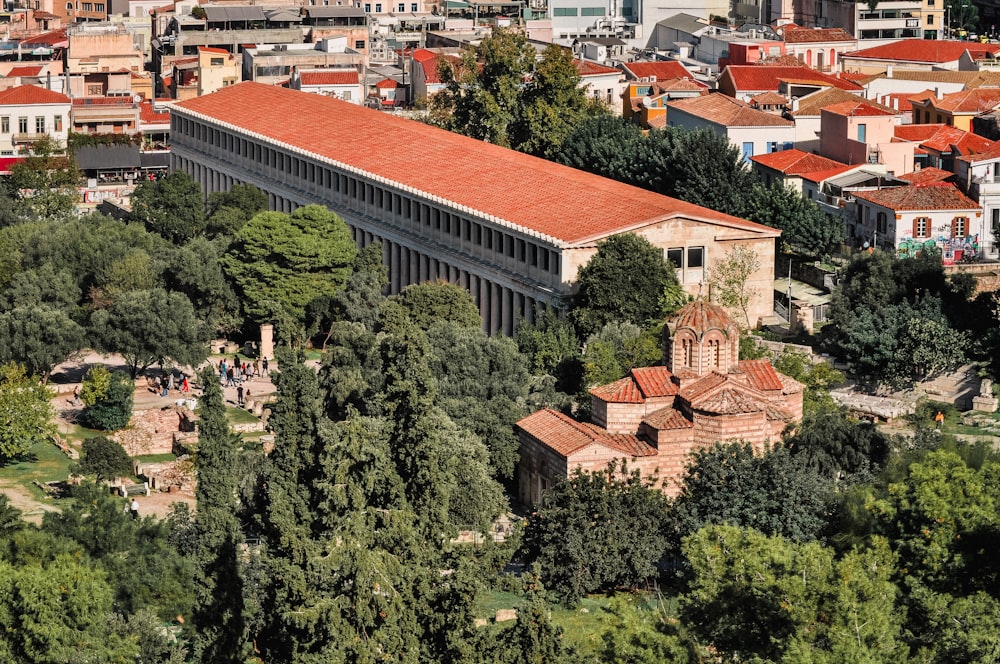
[156,372,190,398]
[219,355,268,408]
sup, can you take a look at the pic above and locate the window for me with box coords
[411,2,417,9]
[398,2,404,8]
[17,117,27,133]
[858,123,867,142]
[768,141,778,153]
[666,247,683,269]
[741,142,753,160]
[34,116,44,133]
[913,216,930,238]
[993,208,1000,236]
[364,2,370,9]
[580,6,605,15]
[87,83,102,95]
[876,211,888,234]
[927,14,933,24]
[1,117,8,133]
[375,3,382,10]
[211,57,224,66]
[553,7,577,15]
[687,246,704,269]
[953,216,968,238]
[355,39,365,48]
[681,338,693,367]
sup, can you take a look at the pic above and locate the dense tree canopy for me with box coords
[0,364,54,463]
[129,171,206,244]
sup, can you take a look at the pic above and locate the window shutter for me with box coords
[952,217,958,237]
[912,218,919,238]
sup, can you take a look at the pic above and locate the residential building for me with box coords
[193,46,240,96]
[620,59,696,82]
[549,0,635,44]
[750,148,855,192]
[788,87,871,152]
[955,148,1000,257]
[623,77,705,128]
[574,58,624,112]
[409,47,462,102]
[910,87,1000,130]
[665,92,795,160]
[289,68,364,104]
[170,82,781,335]
[301,7,370,56]
[852,182,983,260]
[778,26,856,71]
[819,100,910,174]
[65,23,143,97]
[717,64,863,101]
[0,84,70,156]
[839,39,1000,74]
[515,300,804,503]
[894,123,997,170]
[242,40,365,87]
[648,13,713,52]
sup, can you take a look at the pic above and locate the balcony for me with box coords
[13,132,47,143]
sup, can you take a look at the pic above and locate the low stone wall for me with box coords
[115,405,196,456]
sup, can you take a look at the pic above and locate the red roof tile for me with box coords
[923,87,1000,114]
[843,39,1000,63]
[670,300,738,336]
[376,78,399,88]
[738,359,784,391]
[0,84,69,106]
[822,100,897,117]
[198,46,231,55]
[5,65,42,78]
[852,183,979,211]
[898,167,954,184]
[300,70,359,85]
[782,26,854,43]
[623,60,693,81]
[750,148,848,175]
[667,93,794,127]
[630,366,677,398]
[573,59,620,76]
[139,100,171,124]
[591,376,644,403]
[18,29,66,47]
[893,123,996,154]
[690,386,770,414]
[516,408,656,457]
[175,83,780,245]
[750,91,787,105]
[642,406,692,430]
[798,165,861,183]
[678,372,729,401]
[721,65,863,93]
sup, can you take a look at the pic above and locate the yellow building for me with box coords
[910,88,1000,130]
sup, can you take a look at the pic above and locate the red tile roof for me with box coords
[574,59,620,77]
[843,39,1000,64]
[898,167,954,185]
[175,83,779,245]
[738,359,784,391]
[798,165,861,183]
[139,100,171,124]
[630,366,678,398]
[851,183,979,211]
[667,93,794,127]
[750,148,848,175]
[690,386,770,414]
[0,84,69,106]
[300,70,359,85]
[923,87,1000,114]
[376,78,399,89]
[678,372,729,401]
[516,408,656,457]
[670,300,738,336]
[623,60,693,81]
[782,26,854,43]
[822,100,897,117]
[18,29,66,46]
[893,123,996,155]
[790,87,875,116]
[5,65,42,78]
[643,406,692,430]
[750,91,787,105]
[721,65,863,93]
[198,46,231,55]
[591,376,644,403]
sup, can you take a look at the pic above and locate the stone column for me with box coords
[259,324,274,361]
[390,242,401,294]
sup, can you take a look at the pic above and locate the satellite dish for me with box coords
[133,94,142,103]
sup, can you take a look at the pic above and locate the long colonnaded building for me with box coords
[170,82,781,334]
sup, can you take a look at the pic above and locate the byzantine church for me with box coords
[516,299,804,503]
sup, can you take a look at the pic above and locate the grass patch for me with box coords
[134,453,178,464]
[61,423,108,446]
[226,407,261,425]
[0,439,74,487]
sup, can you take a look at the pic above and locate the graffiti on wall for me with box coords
[897,234,979,262]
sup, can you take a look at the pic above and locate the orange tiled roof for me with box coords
[139,100,171,123]
[5,65,42,78]
[822,99,897,117]
[630,366,678,398]
[517,408,656,457]
[782,26,854,43]
[300,70,359,85]
[574,59,620,77]
[666,93,794,127]
[790,87,872,116]
[670,300,737,336]
[691,386,770,414]
[0,84,69,106]
[678,371,729,401]
[175,83,780,245]
[844,39,1000,63]
[738,359,784,391]
[798,165,862,183]
[198,46,231,55]
[623,60,693,81]
[643,406,693,430]
[893,123,996,155]
[18,29,66,46]
[750,91,787,105]
[722,65,863,92]
[591,376,644,403]
[750,148,848,175]
[420,52,463,84]
[851,183,979,211]
[924,87,1000,114]
[898,167,954,184]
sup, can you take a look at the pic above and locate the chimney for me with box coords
[936,86,943,99]
[886,64,893,78]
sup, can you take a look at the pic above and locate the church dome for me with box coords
[667,299,738,338]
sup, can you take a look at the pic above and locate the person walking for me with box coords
[130,498,139,520]
[181,375,190,393]
[237,385,245,407]
[226,366,236,388]
[262,357,269,376]
[253,359,260,377]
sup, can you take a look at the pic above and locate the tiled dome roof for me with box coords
[668,299,737,337]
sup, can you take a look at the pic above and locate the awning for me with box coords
[74,145,141,171]
[204,5,266,22]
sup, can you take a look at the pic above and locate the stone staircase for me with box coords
[920,364,981,409]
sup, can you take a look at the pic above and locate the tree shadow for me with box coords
[0,451,38,467]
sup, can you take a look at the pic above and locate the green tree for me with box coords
[0,364,55,463]
[191,366,252,663]
[785,410,890,485]
[129,171,206,244]
[223,205,356,343]
[520,463,671,605]
[709,243,761,328]
[599,597,692,664]
[745,182,843,255]
[8,135,78,220]
[205,183,268,238]
[515,310,583,394]
[671,442,833,546]
[556,115,663,190]
[571,233,678,338]
[396,281,482,331]
[80,368,134,431]
[77,436,133,480]
[581,321,661,387]
[668,127,757,216]
[0,305,85,381]
[90,288,208,378]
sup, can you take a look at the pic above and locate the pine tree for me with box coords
[191,366,251,663]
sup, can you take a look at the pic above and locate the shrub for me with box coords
[78,436,133,480]
[81,370,134,431]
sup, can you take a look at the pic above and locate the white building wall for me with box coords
[0,102,71,155]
